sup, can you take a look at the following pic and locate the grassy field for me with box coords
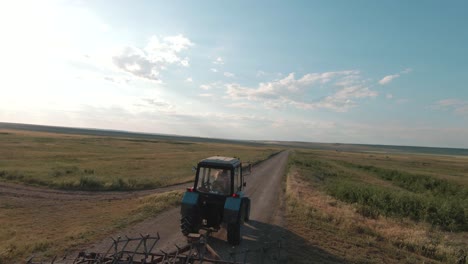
[285,149,468,263]
[0,129,280,263]
[0,129,280,190]
[0,190,183,263]
[2,128,468,263]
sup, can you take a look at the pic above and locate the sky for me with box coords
[0,0,467,148]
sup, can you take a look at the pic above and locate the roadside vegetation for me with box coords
[328,162,467,231]
[286,149,468,263]
[0,129,279,190]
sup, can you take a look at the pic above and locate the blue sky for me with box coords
[1,0,467,148]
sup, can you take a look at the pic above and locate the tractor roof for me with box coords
[198,156,241,168]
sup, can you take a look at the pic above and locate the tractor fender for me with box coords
[180,191,200,217]
[224,197,242,224]
[224,194,249,224]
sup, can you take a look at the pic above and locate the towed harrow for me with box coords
[27,231,282,264]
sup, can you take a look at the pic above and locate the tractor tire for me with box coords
[227,222,241,245]
[243,199,250,222]
[181,216,198,236]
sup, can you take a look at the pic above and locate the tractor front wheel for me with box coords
[227,222,241,245]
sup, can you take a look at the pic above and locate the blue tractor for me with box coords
[180,156,251,245]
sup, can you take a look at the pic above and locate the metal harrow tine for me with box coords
[27,233,282,264]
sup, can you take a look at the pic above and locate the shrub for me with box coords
[0,170,25,181]
[79,176,104,190]
[109,177,127,190]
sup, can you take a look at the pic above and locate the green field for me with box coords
[0,129,280,190]
[286,149,468,263]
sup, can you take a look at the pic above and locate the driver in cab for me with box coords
[212,169,230,195]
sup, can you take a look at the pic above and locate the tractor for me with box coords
[180,156,251,245]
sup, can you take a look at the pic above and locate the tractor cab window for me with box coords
[197,167,231,195]
[234,166,241,191]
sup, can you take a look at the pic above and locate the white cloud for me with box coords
[112,46,160,82]
[286,85,377,112]
[434,99,464,107]
[227,102,257,109]
[255,70,283,78]
[103,76,131,85]
[199,93,214,97]
[144,34,193,63]
[263,100,287,110]
[433,99,468,116]
[199,82,222,90]
[379,68,413,85]
[186,77,193,82]
[379,74,400,85]
[386,93,393,99]
[112,34,193,81]
[224,72,235,78]
[256,70,266,77]
[210,68,218,73]
[180,58,190,67]
[213,57,224,65]
[137,98,175,111]
[226,70,376,112]
[401,68,413,74]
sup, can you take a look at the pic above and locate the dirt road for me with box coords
[0,181,188,201]
[0,151,289,262]
[83,150,290,262]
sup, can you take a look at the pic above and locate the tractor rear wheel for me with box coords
[227,222,241,245]
[181,216,198,236]
[244,199,250,222]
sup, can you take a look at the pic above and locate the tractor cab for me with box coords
[194,156,245,196]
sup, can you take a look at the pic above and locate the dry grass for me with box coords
[0,190,183,263]
[285,149,468,263]
[0,129,280,190]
